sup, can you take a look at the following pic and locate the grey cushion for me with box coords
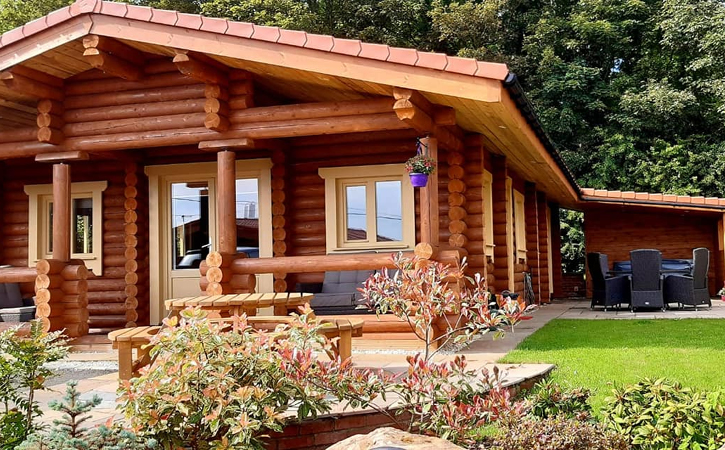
[311,293,356,308]
[0,305,36,322]
[0,283,24,309]
[321,270,375,294]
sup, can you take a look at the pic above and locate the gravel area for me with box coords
[46,360,118,386]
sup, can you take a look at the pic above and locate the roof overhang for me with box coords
[0,0,580,205]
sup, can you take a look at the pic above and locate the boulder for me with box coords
[326,427,465,450]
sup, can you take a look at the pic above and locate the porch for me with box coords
[0,0,572,338]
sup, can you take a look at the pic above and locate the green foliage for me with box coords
[404,153,436,175]
[18,382,150,450]
[0,0,72,34]
[119,307,391,450]
[603,378,725,450]
[0,321,69,449]
[486,416,630,450]
[560,209,584,274]
[525,379,592,420]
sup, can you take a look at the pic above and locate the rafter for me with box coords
[392,87,463,152]
[172,50,228,86]
[0,66,63,101]
[82,35,145,81]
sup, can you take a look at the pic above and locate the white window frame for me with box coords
[513,189,527,259]
[25,181,108,274]
[319,164,415,253]
[482,170,495,260]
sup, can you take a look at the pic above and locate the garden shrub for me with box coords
[360,253,532,445]
[602,378,725,450]
[525,379,592,420]
[19,381,151,450]
[485,416,630,450]
[0,321,68,449]
[119,307,392,450]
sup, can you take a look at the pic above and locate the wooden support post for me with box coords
[52,163,71,262]
[217,150,237,255]
[524,183,541,303]
[419,137,439,247]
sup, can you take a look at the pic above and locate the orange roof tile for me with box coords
[0,0,510,81]
[581,188,725,211]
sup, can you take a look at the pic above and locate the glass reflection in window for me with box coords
[171,182,210,269]
[345,185,367,241]
[375,181,402,242]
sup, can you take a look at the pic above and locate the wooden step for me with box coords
[88,315,126,328]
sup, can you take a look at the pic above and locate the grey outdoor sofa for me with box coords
[0,283,36,322]
[295,270,376,315]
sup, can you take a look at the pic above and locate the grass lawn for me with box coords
[500,319,725,412]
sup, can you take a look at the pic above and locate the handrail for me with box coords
[230,252,415,275]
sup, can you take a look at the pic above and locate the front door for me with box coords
[147,160,274,324]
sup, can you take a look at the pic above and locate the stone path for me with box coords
[560,298,725,319]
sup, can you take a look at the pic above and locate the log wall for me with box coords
[284,135,442,288]
[524,183,541,303]
[463,138,489,283]
[0,159,149,330]
[491,156,512,292]
[584,207,720,296]
[537,192,551,302]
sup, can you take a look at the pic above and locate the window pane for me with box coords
[375,181,403,241]
[235,178,259,258]
[345,185,367,241]
[171,182,210,269]
[72,197,93,254]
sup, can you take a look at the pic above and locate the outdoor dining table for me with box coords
[164,292,315,318]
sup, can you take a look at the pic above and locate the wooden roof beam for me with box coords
[0,66,63,101]
[82,35,145,81]
[392,87,463,152]
[35,151,89,163]
[173,50,228,86]
[199,138,255,151]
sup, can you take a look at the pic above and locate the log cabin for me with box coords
[1,0,724,337]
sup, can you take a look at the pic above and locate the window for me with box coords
[513,189,526,260]
[482,170,494,260]
[319,164,415,252]
[25,181,107,274]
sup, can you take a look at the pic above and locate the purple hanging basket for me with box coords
[409,172,429,188]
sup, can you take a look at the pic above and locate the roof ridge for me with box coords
[0,0,510,81]
[580,188,725,207]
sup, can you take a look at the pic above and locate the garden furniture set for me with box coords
[109,291,364,381]
[589,248,711,311]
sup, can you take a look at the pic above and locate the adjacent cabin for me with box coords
[1,0,725,337]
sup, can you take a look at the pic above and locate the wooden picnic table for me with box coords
[163,292,315,318]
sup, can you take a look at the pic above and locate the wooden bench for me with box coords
[108,317,364,381]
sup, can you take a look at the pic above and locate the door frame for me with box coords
[146,158,274,325]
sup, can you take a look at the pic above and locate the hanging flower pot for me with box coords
[405,151,436,189]
[409,172,429,187]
